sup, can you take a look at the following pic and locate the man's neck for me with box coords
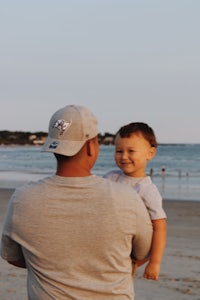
[56,162,91,177]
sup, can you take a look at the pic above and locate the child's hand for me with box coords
[132,261,138,276]
[132,257,150,277]
[143,262,160,280]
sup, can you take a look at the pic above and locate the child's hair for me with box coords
[116,122,158,148]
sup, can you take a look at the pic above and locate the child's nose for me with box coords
[121,152,128,159]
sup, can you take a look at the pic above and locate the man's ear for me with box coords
[86,137,98,157]
[86,139,93,156]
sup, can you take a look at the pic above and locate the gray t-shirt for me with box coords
[1,174,152,300]
[104,170,166,220]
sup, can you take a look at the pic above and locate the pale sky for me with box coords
[1,1,200,143]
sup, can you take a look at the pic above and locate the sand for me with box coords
[0,188,200,300]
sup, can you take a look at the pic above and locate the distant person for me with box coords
[1,105,153,299]
[161,165,166,177]
[104,122,167,280]
[150,168,154,178]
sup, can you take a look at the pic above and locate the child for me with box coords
[104,122,167,280]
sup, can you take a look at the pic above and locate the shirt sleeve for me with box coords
[0,192,25,262]
[1,235,24,262]
[137,182,167,220]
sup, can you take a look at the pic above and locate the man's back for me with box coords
[2,174,152,299]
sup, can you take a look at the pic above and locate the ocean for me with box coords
[0,144,200,201]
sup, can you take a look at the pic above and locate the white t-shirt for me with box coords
[104,170,166,220]
[1,174,152,300]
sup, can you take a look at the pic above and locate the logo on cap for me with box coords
[53,119,72,135]
[49,141,59,149]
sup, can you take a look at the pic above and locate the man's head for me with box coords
[42,105,98,156]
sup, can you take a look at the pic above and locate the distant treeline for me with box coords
[0,131,115,145]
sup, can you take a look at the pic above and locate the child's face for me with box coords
[115,133,156,177]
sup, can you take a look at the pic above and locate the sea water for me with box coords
[0,144,200,201]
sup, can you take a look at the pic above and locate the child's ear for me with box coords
[147,147,156,160]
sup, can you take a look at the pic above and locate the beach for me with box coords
[0,189,200,300]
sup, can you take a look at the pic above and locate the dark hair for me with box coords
[116,122,157,148]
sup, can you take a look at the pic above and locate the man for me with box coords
[1,105,152,299]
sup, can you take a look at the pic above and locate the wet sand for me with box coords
[0,188,200,300]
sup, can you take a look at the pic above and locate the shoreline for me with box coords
[1,184,200,202]
[1,187,199,202]
[0,188,200,300]
[1,144,200,202]
[1,165,200,202]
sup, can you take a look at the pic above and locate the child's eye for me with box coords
[129,149,135,153]
[116,150,122,153]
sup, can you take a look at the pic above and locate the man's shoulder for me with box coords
[10,177,53,202]
[103,169,123,180]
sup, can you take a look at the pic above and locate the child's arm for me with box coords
[143,218,167,280]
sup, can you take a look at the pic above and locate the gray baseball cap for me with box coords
[42,105,98,156]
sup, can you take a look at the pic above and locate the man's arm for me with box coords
[8,258,26,268]
[132,199,153,260]
[1,235,26,268]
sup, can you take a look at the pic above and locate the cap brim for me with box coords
[41,137,86,156]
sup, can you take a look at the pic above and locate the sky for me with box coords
[1,0,200,143]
